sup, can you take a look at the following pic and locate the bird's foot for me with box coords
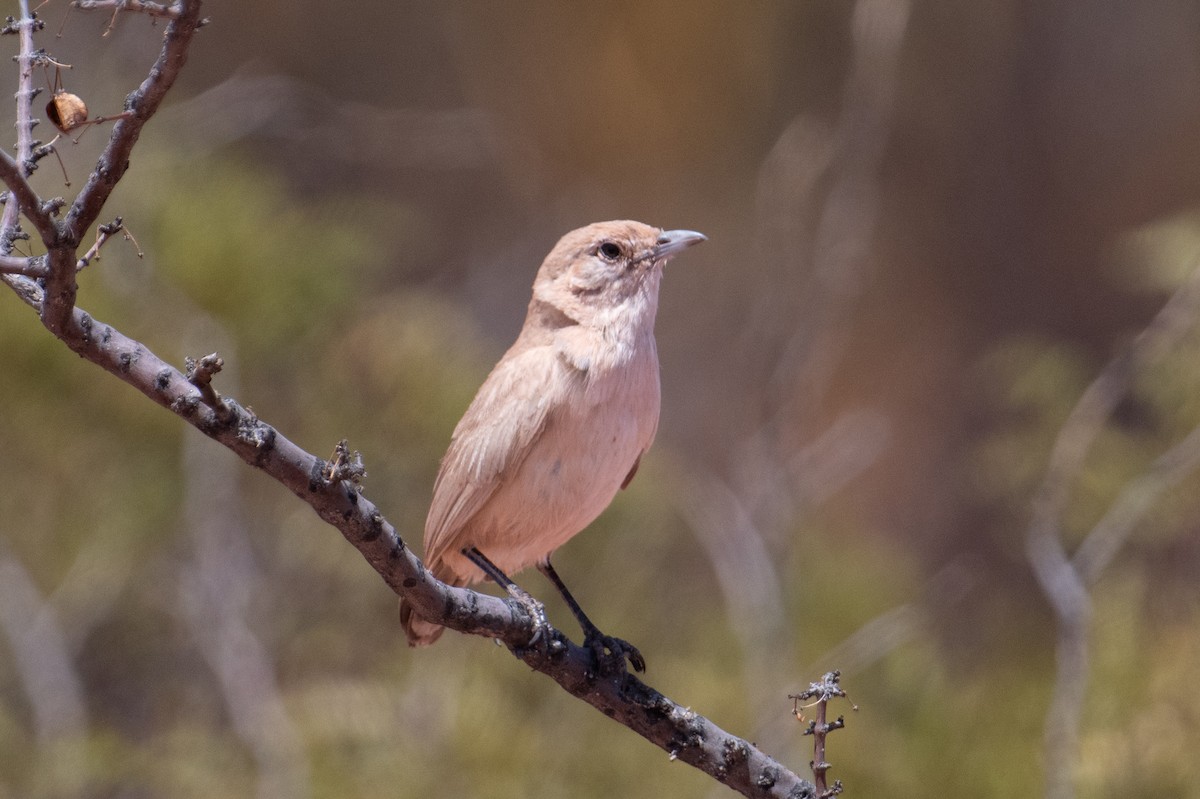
[508,595,569,661]
[513,591,553,648]
[584,628,646,675]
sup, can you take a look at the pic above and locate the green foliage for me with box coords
[8,126,1200,799]
[958,215,1200,798]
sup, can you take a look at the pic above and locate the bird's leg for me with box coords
[463,547,550,646]
[537,558,645,674]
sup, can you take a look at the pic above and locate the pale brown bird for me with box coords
[400,220,705,670]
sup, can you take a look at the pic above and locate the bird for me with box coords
[400,220,706,671]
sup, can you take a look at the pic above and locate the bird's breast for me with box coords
[464,331,660,574]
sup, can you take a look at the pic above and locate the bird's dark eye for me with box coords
[598,241,622,261]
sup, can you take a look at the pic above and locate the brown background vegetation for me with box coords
[3,2,1200,796]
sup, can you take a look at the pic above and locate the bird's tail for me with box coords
[399,566,464,647]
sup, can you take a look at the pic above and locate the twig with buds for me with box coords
[185,353,232,421]
[325,439,367,485]
[791,670,857,797]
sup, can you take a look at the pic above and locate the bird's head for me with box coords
[532,220,706,332]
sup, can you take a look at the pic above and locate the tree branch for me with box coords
[21,296,812,797]
[36,0,204,338]
[0,252,47,276]
[0,0,56,246]
[1,2,58,309]
[0,4,815,795]
[72,0,183,20]
[0,152,54,239]
[0,546,89,746]
[1026,257,1200,799]
[62,1,203,243]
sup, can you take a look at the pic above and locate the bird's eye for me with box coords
[598,241,622,261]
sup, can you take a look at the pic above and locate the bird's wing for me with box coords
[423,344,566,563]
[620,454,641,490]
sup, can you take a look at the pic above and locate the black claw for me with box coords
[532,560,645,672]
[586,631,646,674]
[627,645,646,674]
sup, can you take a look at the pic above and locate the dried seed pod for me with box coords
[46,92,88,133]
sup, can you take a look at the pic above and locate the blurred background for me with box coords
[2,0,1200,796]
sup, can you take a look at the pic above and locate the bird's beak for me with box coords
[652,229,707,260]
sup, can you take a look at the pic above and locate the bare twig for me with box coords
[0,546,89,795]
[62,1,201,242]
[35,133,74,186]
[119,222,143,256]
[71,0,182,20]
[0,548,88,745]
[75,215,123,269]
[0,5,54,318]
[1072,422,1200,584]
[792,671,854,798]
[0,1,56,246]
[185,352,232,421]
[36,0,204,337]
[1027,258,1200,799]
[70,109,135,137]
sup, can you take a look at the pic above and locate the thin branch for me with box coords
[1,1,68,340]
[0,548,88,745]
[37,0,203,336]
[0,271,42,309]
[0,2,51,307]
[1072,421,1200,585]
[1026,258,1200,799]
[0,152,54,238]
[0,252,47,276]
[63,0,203,243]
[1030,260,1200,548]
[1,4,56,306]
[1027,255,1200,619]
[71,0,182,20]
[792,672,852,798]
[75,216,123,270]
[0,1,56,246]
